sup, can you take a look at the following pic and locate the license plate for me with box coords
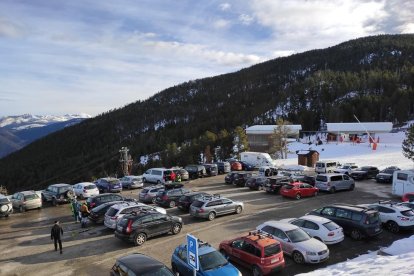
[271,258,278,264]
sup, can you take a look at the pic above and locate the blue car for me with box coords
[239,161,255,171]
[171,242,241,276]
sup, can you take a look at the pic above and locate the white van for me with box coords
[315,160,341,174]
[142,168,171,184]
[392,170,414,196]
[241,152,276,168]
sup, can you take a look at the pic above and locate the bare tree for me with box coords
[270,119,292,159]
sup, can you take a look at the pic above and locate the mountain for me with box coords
[0,114,91,158]
[1,34,414,193]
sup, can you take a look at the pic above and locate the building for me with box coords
[245,125,302,152]
[297,150,319,167]
[325,122,392,142]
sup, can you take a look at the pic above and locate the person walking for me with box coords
[51,220,63,254]
[80,203,90,228]
[170,170,176,182]
[70,199,79,223]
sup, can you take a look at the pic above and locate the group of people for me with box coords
[70,198,90,228]
[165,171,182,182]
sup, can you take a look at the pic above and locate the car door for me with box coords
[207,200,222,214]
[227,239,245,264]
[221,198,235,214]
[343,174,352,189]
[302,220,319,238]
[174,247,192,275]
[273,228,294,255]
[300,184,311,197]
[240,241,261,267]
[10,193,18,208]
[150,213,172,235]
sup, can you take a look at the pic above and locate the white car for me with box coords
[359,201,414,233]
[257,221,329,264]
[119,175,144,189]
[104,201,166,229]
[334,163,359,175]
[280,215,344,245]
[73,182,100,199]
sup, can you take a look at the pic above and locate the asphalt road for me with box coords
[0,175,410,276]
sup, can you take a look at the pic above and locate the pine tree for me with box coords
[402,125,414,162]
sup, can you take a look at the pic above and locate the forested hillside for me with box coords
[1,34,414,193]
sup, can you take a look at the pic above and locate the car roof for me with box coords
[76,182,95,186]
[18,190,37,195]
[261,221,298,231]
[331,204,373,212]
[367,202,412,212]
[300,215,331,224]
[244,232,278,247]
[117,253,166,273]
[49,183,71,187]
[179,243,216,255]
[111,202,140,209]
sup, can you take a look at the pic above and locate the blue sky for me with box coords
[0,0,413,117]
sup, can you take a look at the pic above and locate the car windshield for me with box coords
[0,198,10,203]
[106,207,119,217]
[381,169,393,174]
[85,185,96,189]
[285,228,310,243]
[141,189,149,194]
[24,194,39,200]
[264,243,282,257]
[323,221,339,231]
[283,184,294,190]
[58,187,71,193]
[109,179,119,184]
[360,167,370,171]
[199,250,228,271]
[316,175,327,182]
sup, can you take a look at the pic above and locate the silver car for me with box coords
[189,195,243,221]
[138,185,164,203]
[120,175,144,189]
[11,191,42,212]
[315,173,355,193]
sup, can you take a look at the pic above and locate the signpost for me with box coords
[187,234,199,275]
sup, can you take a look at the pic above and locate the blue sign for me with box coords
[187,234,199,271]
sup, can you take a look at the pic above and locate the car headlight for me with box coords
[306,251,317,256]
[237,271,242,276]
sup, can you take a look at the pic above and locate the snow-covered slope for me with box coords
[0,114,91,130]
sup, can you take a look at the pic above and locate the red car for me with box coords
[231,161,243,171]
[402,192,414,202]
[280,182,318,200]
[219,231,285,275]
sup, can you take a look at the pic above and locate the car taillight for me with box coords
[398,216,409,221]
[162,195,168,200]
[90,203,96,208]
[126,220,133,234]
[111,216,118,220]
[328,232,335,236]
[198,208,204,213]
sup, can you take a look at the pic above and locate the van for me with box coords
[240,152,276,168]
[142,168,172,184]
[392,170,414,196]
[315,173,355,193]
[315,160,340,174]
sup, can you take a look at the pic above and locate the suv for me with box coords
[359,201,414,233]
[0,194,13,217]
[307,204,382,240]
[264,176,291,194]
[41,184,75,206]
[376,167,401,183]
[215,162,231,174]
[142,168,172,184]
[219,231,285,275]
[104,201,166,229]
[245,176,269,190]
[177,192,210,212]
[233,172,253,186]
[315,173,355,193]
[185,165,207,179]
[202,164,218,176]
[114,211,183,246]
[11,191,42,212]
[95,177,122,193]
[155,187,191,208]
[86,193,127,209]
[349,166,379,180]
[333,163,359,175]
[190,195,244,221]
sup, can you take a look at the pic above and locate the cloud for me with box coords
[219,3,231,11]
[0,17,24,38]
[239,14,254,25]
[213,19,231,29]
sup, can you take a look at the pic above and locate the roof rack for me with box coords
[201,194,221,200]
[197,239,211,248]
[248,230,273,240]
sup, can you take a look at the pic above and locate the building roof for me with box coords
[326,122,392,133]
[246,125,302,135]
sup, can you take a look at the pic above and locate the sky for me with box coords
[0,0,413,117]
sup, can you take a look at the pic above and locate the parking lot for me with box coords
[0,175,410,276]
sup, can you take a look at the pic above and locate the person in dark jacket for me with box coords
[51,220,63,254]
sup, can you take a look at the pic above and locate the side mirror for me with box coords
[283,238,289,242]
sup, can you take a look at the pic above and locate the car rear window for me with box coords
[192,200,204,208]
[323,221,339,231]
[141,189,149,194]
[264,243,282,257]
[316,175,327,182]
[401,210,414,217]
[85,185,96,190]
[0,198,10,203]
[106,207,119,217]
[283,184,294,190]
[24,194,39,200]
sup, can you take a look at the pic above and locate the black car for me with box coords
[233,172,253,186]
[215,162,231,174]
[86,193,127,209]
[375,166,401,183]
[349,166,379,180]
[41,184,75,206]
[111,253,174,276]
[245,176,269,190]
[264,176,291,194]
[155,187,191,208]
[202,164,218,176]
[308,204,382,240]
[302,175,316,186]
[224,172,238,184]
[238,161,256,171]
[185,165,207,179]
[177,192,210,212]
[89,201,124,224]
[114,211,183,246]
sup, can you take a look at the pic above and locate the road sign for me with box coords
[187,234,199,271]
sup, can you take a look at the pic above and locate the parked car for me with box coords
[190,195,243,221]
[238,161,256,171]
[245,176,269,190]
[73,182,99,199]
[280,182,319,200]
[349,166,379,180]
[233,172,254,186]
[215,161,231,174]
[231,161,243,171]
[402,192,414,202]
[280,215,344,245]
[41,183,75,206]
[315,173,355,193]
[375,167,401,183]
[95,177,122,193]
[177,192,210,212]
[301,175,316,186]
[219,231,285,275]
[114,211,183,246]
[358,201,414,233]
[0,194,13,217]
[172,240,241,276]
[86,193,127,209]
[104,201,166,229]
[138,185,165,203]
[185,165,207,179]
[259,166,278,177]
[172,168,189,181]
[202,163,219,176]
[307,204,382,240]
[89,201,124,224]
[119,175,144,189]
[225,172,238,184]
[315,160,340,174]
[264,176,291,194]
[10,190,42,212]
[155,187,191,208]
[400,201,414,210]
[111,253,174,276]
[142,168,172,184]
[333,163,359,175]
[257,221,329,264]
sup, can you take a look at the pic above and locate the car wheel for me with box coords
[295,193,301,200]
[134,233,147,246]
[208,212,216,221]
[157,180,161,184]
[252,265,262,276]
[292,251,305,264]
[52,198,58,206]
[387,221,400,233]
[169,201,176,208]
[330,187,336,194]
[19,205,25,213]
[142,177,147,183]
[349,184,355,191]
[235,206,242,214]
[350,229,362,240]
[171,223,182,234]
[151,197,156,204]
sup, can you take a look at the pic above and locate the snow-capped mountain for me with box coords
[0,114,91,158]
